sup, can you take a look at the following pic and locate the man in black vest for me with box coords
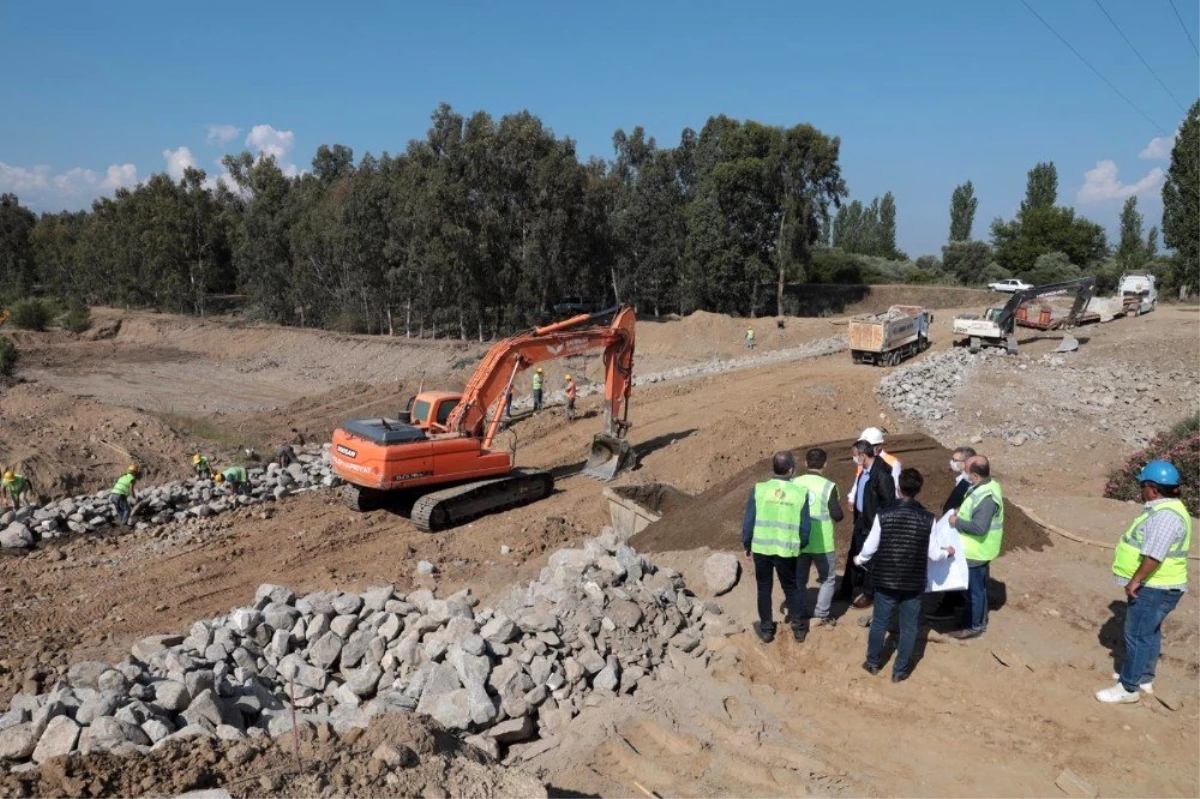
[855,468,955,682]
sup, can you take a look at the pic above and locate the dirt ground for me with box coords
[0,299,1196,797]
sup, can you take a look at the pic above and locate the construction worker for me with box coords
[193,453,213,479]
[109,464,140,526]
[275,442,297,468]
[745,327,755,350]
[1097,460,1191,704]
[741,451,811,643]
[948,455,1003,640]
[2,470,32,510]
[848,427,902,504]
[214,465,251,496]
[790,448,844,629]
[532,368,544,412]
[565,374,578,421]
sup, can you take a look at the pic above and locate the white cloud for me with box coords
[1077,160,1165,204]
[163,146,197,181]
[0,161,139,209]
[205,124,241,144]
[1139,131,1179,161]
[245,124,295,162]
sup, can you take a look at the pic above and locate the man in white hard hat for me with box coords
[847,427,902,506]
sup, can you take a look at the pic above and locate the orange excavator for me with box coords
[330,306,636,531]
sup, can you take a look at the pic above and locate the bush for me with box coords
[9,298,54,331]
[0,337,19,376]
[1022,251,1081,285]
[60,305,92,334]
[1104,412,1200,517]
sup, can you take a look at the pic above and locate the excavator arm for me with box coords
[996,277,1097,334]
[444,305,637,478]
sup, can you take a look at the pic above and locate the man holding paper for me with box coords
[855,468,955,682]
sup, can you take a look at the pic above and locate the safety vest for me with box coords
[793,472,836,554]
[223,466,248,483]
[746,329,755,340]
[532,373,543,390]
[111,473,136,497]
[958,479,1004,562]
[194,457,210,474]
[566,381,577,399]
[4,475,27,494]
[750,479,806,557]
[1112,499,1191,587]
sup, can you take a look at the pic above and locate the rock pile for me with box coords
[876,349,987,425]
[0,530,731,768]
[0,447,340,550]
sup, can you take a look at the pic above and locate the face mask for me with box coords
[853,455,863,467]
[950,459,962,473]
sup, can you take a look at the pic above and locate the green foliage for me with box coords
[948,180,977,242]
[808,247,864,284]
[9,298,54,331]
[905,268,942,285]
[1104,412,1200,517]
[60,305,92,333]
[1022,162,1058,210]
[0,337,18,376]
[1162,100,1199,295]
[991,204,1108,276]
[0,194,38,295]
[1024,251,1081,285]
[941,240,994,285]
[977,262,1011,285]
[832,192,902,259]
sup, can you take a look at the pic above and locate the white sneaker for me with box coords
[1111,673,1154,694]
[1095,683,1141,704]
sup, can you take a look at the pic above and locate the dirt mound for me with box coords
[631,433,1051,556]
[0,714,545,798]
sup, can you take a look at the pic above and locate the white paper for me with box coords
[927,511,968,593]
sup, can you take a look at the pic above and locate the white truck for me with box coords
[849,305,932,366]
[1119,272,1157,315]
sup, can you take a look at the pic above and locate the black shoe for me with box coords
[753,622,776,644]
[862,662,881,676]
[891,671,911,683]
[792,625,808,643]
[925,608,956,621]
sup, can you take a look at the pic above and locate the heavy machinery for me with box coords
[952,277,1096,354]
[849,305,932,366]
[1118,272,1158,316]
[331,306,637,531]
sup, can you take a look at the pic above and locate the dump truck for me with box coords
[849,305,933,366]
[331,306,637,531]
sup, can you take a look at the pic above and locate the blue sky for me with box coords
[1,0,1196,258]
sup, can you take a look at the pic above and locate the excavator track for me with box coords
[411,469,554,532]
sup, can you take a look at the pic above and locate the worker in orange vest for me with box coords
[847,427,902,505]
[565,374,578,421]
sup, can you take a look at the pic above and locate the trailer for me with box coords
[849,305,932,366]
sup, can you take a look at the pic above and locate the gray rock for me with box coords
[76,693,121,724]
[593,661,620,693]
[79,717,150,753]
[330,614,358,639]
[372,741,417,768]
[361,585,395,612]
[330,704,370,734]
[488,715,536,743]
[279,656,327,692]
[604,599,643,630]
[703,552,740,595]
[67,660,110,690]
[416,560,437,576]
[262,603,300,632]
[0,723,39,761]
[480,616,517,643]
[131,634,184,663]
[141,718,173,744]
[577,648,606,675]
[0,522,33,549]
[345,664,384,698]
[181,689,242,730]
[416,663,463,718]
[308,631,345,670]
[448,647,491,690]
[98,669,129,694]
[548,548,595,573]
[340,630,374,669]
[428,690,471,731]
[332,592,364,616]
[183,670,215,699]
[32,716,80,763]
[364,690,418,718]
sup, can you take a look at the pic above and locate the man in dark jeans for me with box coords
[741,451,811,644]
[855,468,955,682]
[838,439,895,610]
[928,445,975,621]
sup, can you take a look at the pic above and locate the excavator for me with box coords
[330,306,637,531]
[952,277,1096,354]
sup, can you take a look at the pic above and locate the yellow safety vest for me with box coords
[751,479,806,557]
[959,479,1004,562]
[1112,499,1191,587]
[792,472,836,554]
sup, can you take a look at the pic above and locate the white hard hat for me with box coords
[860,427,885,446]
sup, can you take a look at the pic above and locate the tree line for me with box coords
[0,101,1195,337]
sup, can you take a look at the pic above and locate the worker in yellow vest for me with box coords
[948,455,1002,639]
[1096,460,1191,704]
[565,374,578,421]
[2,470,33,510]
[791,448,844,629]
[745,327,755,349]
[742,451,811,643]
[532,368,545,411]
[109,464,140,526]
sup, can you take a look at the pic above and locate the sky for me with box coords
[0,0,1196,258]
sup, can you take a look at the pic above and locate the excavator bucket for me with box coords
[1055,335,1080,353]
[583,434,637,481]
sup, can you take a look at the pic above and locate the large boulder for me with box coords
[703,552,740,596]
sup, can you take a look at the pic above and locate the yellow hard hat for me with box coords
[536,367,543,373]
[2,471,12,481]
[193,453,202,464]
[565,374,572,380]
[214,472,225,482]
[127,464,140,474]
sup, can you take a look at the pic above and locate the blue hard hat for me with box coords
[1137,460,1180,487]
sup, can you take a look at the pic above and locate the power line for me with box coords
[1167,0,1199,56]
[1019,0,1169,135]
[1094,0,1187,113]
